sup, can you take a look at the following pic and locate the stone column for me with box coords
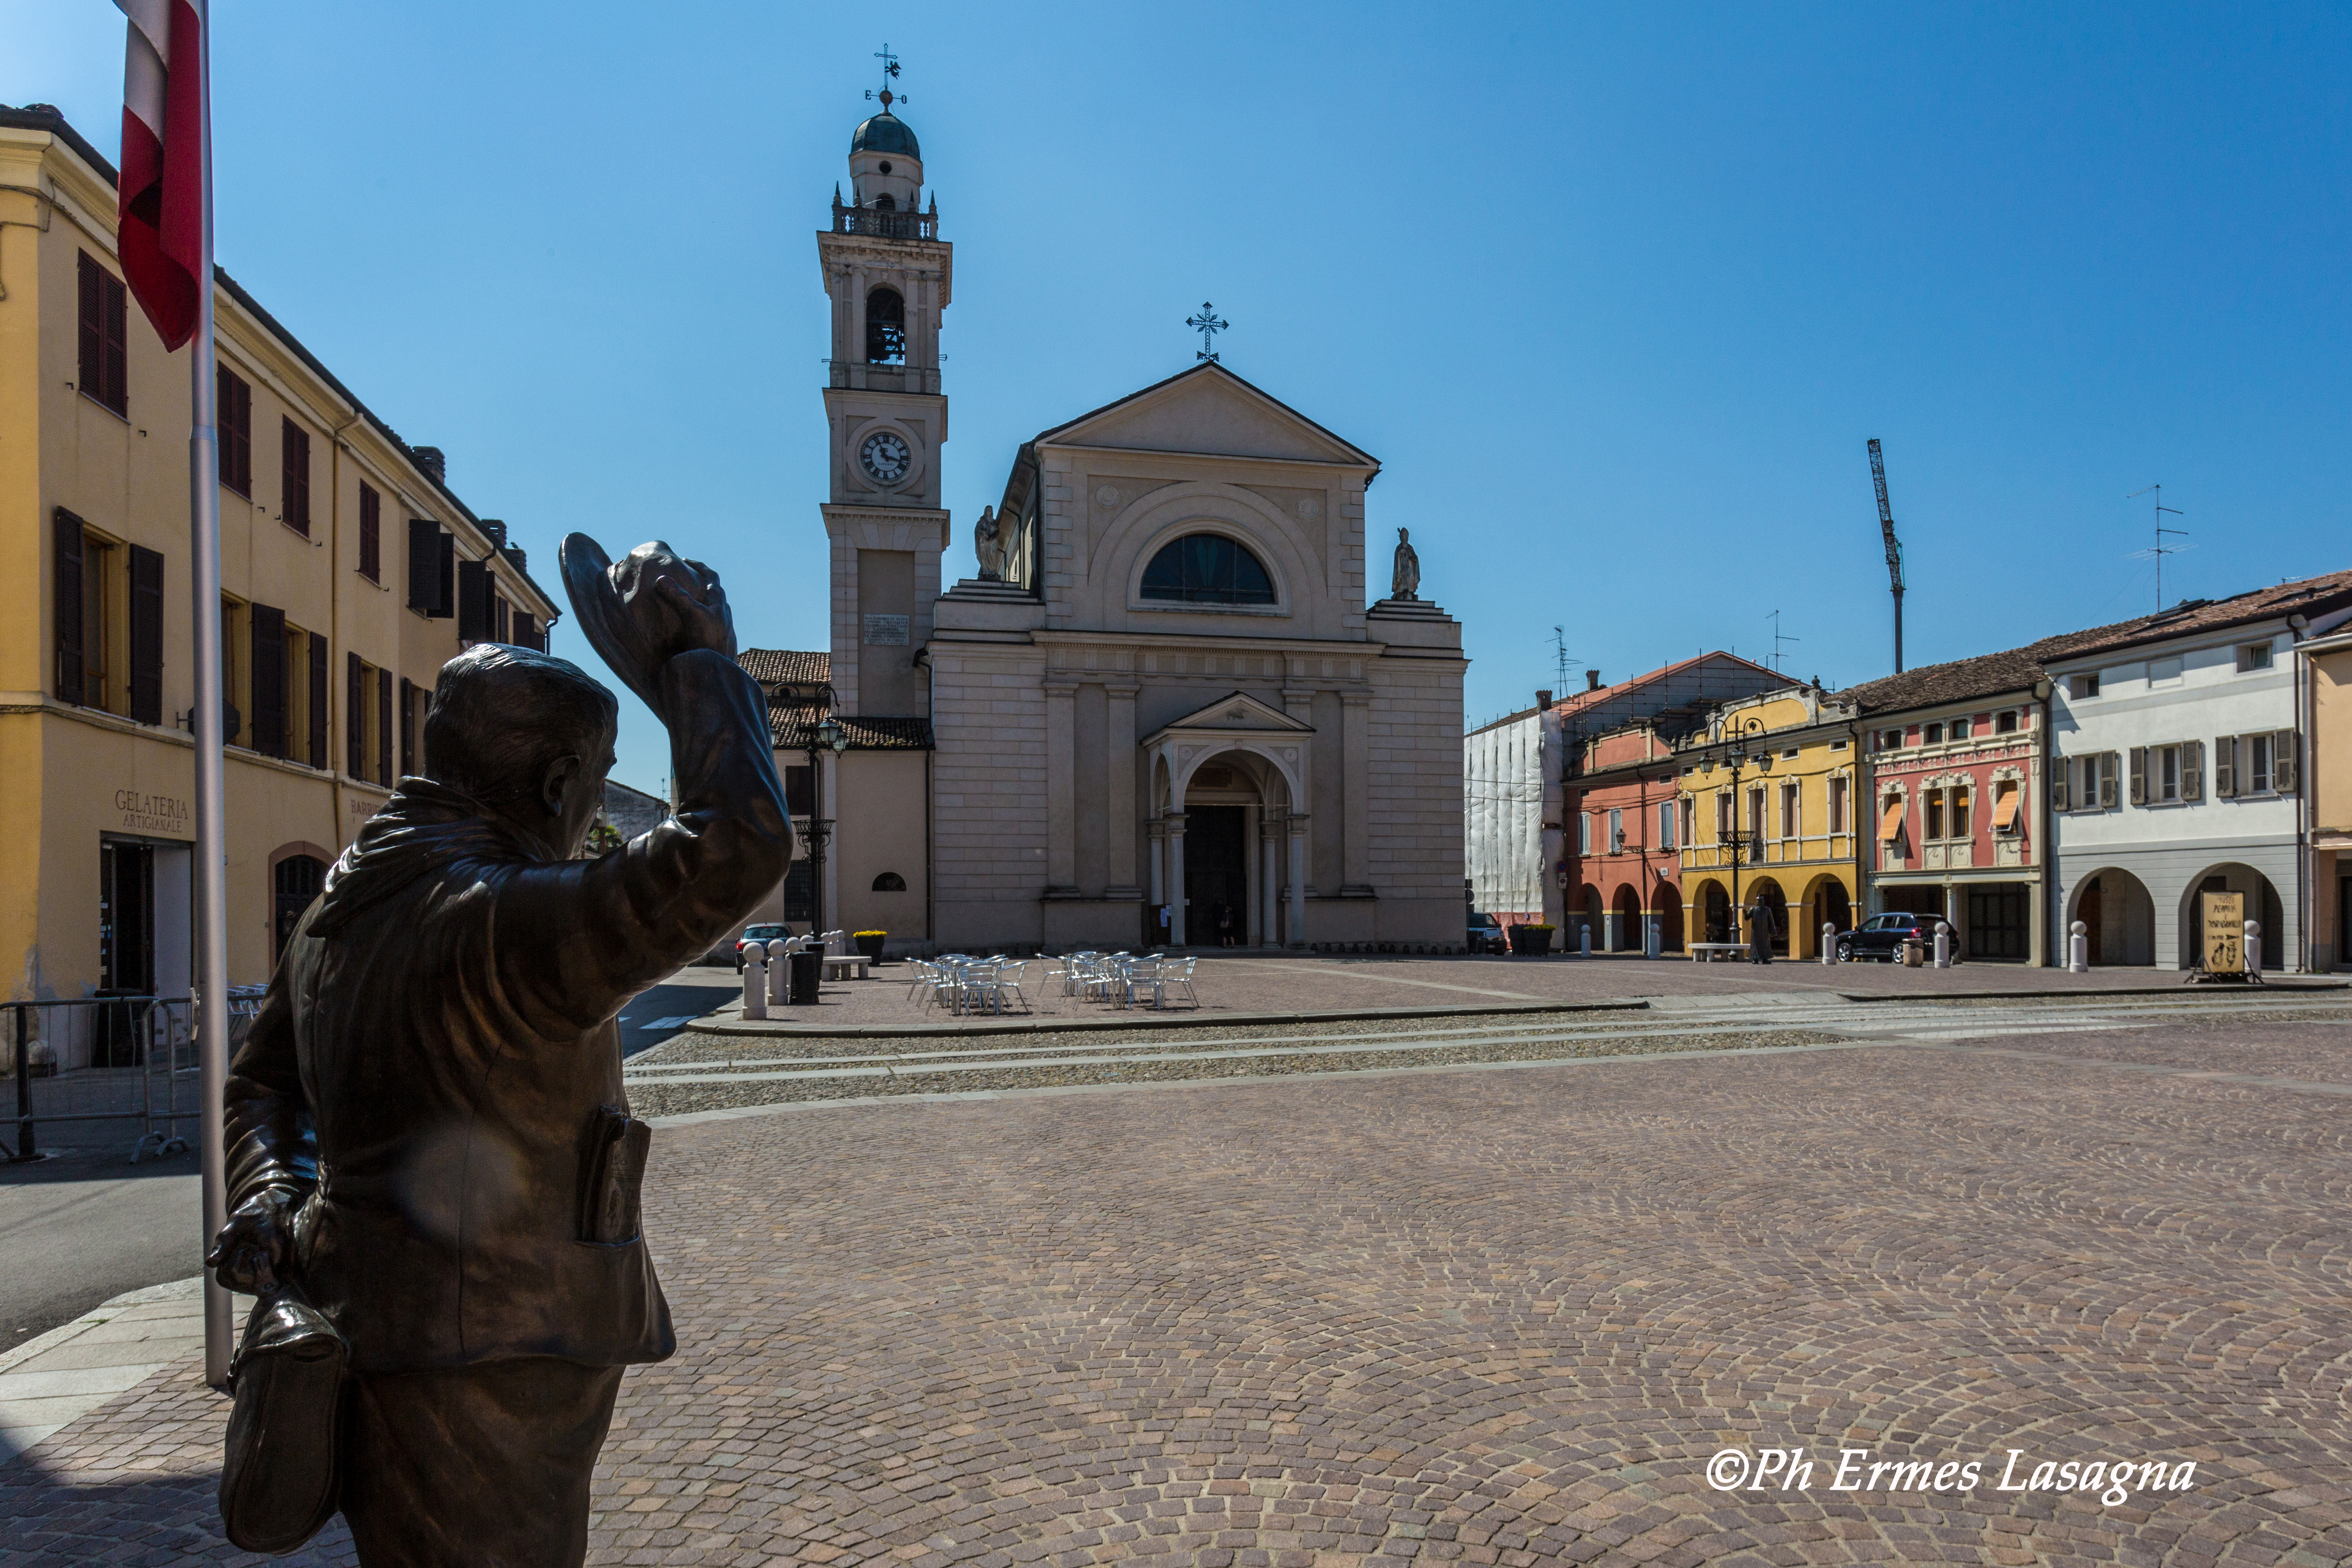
[1287,814,1309,948]
[1341,690,1372,892]
[1243,803,1261,946]
[1147,817,1166,907]
[1106,683,1141,895]
[1261,817,1282,946]
[1044,678,1078,894]
[1165,812,1188,947]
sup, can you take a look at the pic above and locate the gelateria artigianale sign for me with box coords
[114,790,191,836]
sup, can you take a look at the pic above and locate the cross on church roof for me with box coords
[1186,302,1228,362]
[867,43,908,110]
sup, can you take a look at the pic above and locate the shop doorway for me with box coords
[1182,805,1247,946]
[1967,884,2029,960]
[274,854,329,956]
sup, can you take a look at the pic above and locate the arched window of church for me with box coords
[1140,534,1277,606]
[865,287,905,364]
[871,871,907,892]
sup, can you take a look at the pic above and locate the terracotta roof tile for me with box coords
[739,649,831,686]
[767,699,931,751]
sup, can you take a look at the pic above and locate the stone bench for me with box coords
[1689,943,1748,963]
[822,955,871,980]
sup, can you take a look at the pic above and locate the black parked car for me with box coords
[1837,911,1940,963]
[1467,911,1505,954]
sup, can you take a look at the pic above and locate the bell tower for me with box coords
[818,62,949,718]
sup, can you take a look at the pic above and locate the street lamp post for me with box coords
[808,707,849,934]
[1700,716,1768,944]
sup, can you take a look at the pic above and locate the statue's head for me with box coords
[423,644,620,859]
[1398,527,1410,542]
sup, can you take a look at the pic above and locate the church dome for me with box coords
[850,112,920,159]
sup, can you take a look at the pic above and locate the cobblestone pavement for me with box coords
[625,991,2352,1117]
[4,1014,2350,1566]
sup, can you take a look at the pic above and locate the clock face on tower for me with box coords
[858,429,913,485]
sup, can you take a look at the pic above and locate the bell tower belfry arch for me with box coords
[817,72,950,718]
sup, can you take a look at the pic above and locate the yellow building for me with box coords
[2303,625,2352,972]
[2,105,559,1058]
[1675,686,1862,959]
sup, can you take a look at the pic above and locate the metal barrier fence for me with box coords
[4,988,264,1163]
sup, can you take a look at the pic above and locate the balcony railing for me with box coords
[831,201,938,241]
[828,360,941,394]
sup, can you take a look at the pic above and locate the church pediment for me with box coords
[1036,363,1375,469]
[1143,690,1313,745]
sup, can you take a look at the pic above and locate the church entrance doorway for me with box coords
[1182,805,1248,948]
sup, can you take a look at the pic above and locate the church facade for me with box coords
[755,95,1466,954]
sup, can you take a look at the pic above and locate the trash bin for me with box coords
[789,949,824,1005]
[1900,938,1925,968]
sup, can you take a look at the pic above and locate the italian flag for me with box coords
[113,0,207,350]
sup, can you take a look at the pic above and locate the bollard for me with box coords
[741,955,767,1020]
[1933,921,1952,968]
[767,939,789,1005]
[2245,919,2261,977]
[1821,921,1836,965]
[2069,919,2088,974]
[1579,923,1592,957]
[1646,917,1660,960]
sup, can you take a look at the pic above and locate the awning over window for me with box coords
[1878,799,1906,841]
[1991,789,2022,830]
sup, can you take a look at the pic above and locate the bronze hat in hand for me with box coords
[559,535,736,712]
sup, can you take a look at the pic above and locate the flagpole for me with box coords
[187,0,232,1389]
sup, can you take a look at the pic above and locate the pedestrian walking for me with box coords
[1216,902,1236,948]
[1748,896,1775,965]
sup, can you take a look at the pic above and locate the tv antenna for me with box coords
[1767,609,1801,676]
[1550,626,1579,697]
[2125,484,2188,609]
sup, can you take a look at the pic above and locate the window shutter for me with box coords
[129,544,164,724]
[2213,737,2235,797]
[218,366,252,495]
[250,604,287,757]
[407,519,436,609]
[2100,754,2120,809]
[436,532,456,617]
[359,484,381,582]
[281,419,311,536]
[53,509,85,705]
[399,677,416,777]
[348,652,365,777]
[309,632,329,768]
[377,668,393,786]
[2128,747,2146,805]
[2181,739,2202,801]
[2051,763,2069,813]
[457,559,488,640]
[2274,730,2298,793]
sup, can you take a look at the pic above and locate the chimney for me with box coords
[412,446,446,483]
[1586,670,1603,692]
[1535,689,1552,712]
[480,518,508,548]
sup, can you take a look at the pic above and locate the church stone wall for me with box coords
[928,634,1049,950]
[1368,644,1470,945]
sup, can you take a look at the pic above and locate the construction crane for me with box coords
[1868,438,1905,673]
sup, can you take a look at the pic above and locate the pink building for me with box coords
[1843,648,2053,963]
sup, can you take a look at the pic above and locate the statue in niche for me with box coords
[209,536,792,1564]
[974,505,1003,581]
[1391,527,1420,601]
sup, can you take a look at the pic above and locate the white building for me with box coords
[2044,571,2352,971]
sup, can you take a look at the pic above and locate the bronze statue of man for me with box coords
[209,538,790,1564]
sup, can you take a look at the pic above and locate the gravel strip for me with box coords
[622,1026,1847,1117]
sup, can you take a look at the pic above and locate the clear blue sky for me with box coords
[12,2,2349,792]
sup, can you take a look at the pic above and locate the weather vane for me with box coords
[1185,301,1228,362]
[867,43,908,110]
